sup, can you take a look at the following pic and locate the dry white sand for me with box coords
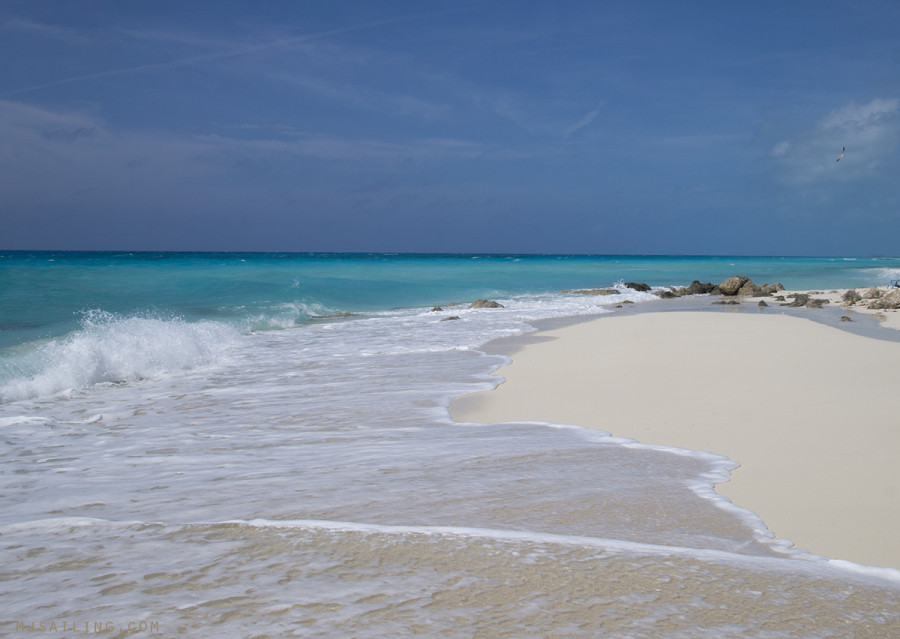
[452,309,900,570]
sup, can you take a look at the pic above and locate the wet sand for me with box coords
[452,306,900,570]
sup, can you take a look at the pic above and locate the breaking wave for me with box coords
[0,310,240,403]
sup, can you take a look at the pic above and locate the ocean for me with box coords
[2,252,900,637]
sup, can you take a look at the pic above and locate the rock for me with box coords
[864,287,883,299]
[841,290,861,305]
[431,306,443,312]
[783,293,828,308]
[680,280,717,296]
[758,300,768,307]
[866,289,900,310]
[758,283,783,296]
[468,299,504,309]
[718,275,750,296]
[624,282,651,292]
[712,300,740,305]
[774,295,785,301]
[736,281,762,297]
[782,293,809,307]
[841,315,852,322]
[441,316,461,321]
[655,290,676,299]
[621,300,634,304]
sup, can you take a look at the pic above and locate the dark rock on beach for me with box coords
[664,281,717,297]
[737,281,762,297]
[782,294,810,307]
[782,293,829,309]
[683,280,718,296]
[468,299,504,309]
[842,290,862,305]
[624,282,652,292]
[441,315,461,321]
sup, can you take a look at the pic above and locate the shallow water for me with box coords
[2,253,899,637]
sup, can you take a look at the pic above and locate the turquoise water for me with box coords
[3,252,900,636]
[3,251,899,350]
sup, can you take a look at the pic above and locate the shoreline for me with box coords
[451,289,900,571]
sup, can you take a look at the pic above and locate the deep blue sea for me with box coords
[2,252,900,637]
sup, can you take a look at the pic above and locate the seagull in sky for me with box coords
[836,146,845,162]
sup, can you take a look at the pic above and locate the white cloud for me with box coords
[768,98,900,186]
[769,140,791,158]
[820,98,900,131]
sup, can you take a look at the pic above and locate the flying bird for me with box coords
[836,146,845,162]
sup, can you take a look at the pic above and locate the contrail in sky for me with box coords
[1,14,421,98]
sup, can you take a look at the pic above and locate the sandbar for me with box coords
[452,307,900,570]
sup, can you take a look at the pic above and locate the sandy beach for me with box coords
[452,295,900,571]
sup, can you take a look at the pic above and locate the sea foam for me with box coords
[0,310,240,403]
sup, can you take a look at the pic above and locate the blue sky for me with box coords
[2,1,899,254]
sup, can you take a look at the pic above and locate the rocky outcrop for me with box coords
[841,290,861,305]
[667,280,717,297]
[684,280,718,295]
[866,289,900,310]
[624,282,651,292]
[715,276,784,297]
[468,299,504,309]
[864,287,882,299]
[737,281,762,297]
[718,275,749,295]
[782,293,829,308]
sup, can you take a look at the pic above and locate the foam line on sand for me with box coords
[451,309,900,570]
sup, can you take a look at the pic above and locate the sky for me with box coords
[1,0,899,255]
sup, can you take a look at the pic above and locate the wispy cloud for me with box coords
[0,99,498,189]
[563,107,603,138]
[768,97,900,186]
[1,17,91,44]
